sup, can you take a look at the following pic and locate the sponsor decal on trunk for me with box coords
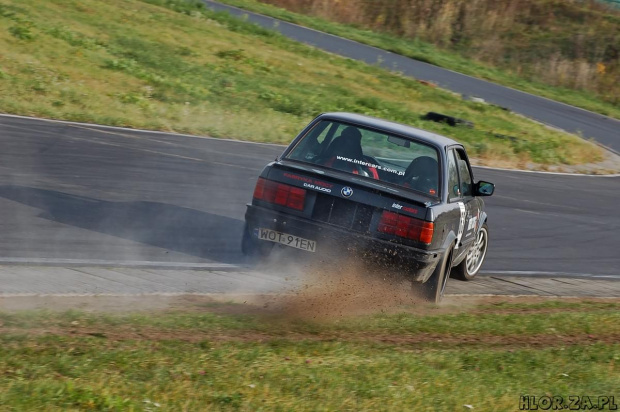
[392,202,419,214]
[284,173,334,193]
[303,183,331,193]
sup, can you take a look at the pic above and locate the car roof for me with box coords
[317,112,461,149]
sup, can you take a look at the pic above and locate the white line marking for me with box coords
[473,164,620,177]
[1,121,259,170]
[479,270,620,280]
[0,292,276,298]
[445,294,620,298]
[1,258,616,279]
[1,114,618,176]
[0,258,244,270]
[0,291,617,299]
[0,112,285,147]
[70,124,275,161]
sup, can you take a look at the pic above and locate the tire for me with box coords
[422,112,474,128]
[453,223,488,281]
[417,246,454,304]
[241,224,273,260]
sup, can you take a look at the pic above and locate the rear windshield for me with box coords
[286,120,440,197]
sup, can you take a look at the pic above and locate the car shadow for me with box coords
[0,185,246,264]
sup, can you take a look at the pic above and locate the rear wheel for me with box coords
[417,246,453,304]
[241,224,273,260]
[453,223,488,281]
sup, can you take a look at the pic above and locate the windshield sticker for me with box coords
[335,156,405,176]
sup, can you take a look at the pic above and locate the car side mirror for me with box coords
[474,181,495,196]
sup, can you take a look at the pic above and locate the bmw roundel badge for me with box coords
[341,186,353,197]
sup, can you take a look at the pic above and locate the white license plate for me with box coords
[256,228,316,252]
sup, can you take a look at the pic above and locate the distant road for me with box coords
[204,1,620,153]
[1,115,619,277]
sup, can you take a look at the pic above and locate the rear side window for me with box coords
[447,150,460,201]
[455,149,473,197]
[286,120,440,197]
[447,148,473,201]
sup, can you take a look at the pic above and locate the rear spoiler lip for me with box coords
[272,160,438,209]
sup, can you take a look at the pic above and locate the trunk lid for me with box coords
[265,161,436,235]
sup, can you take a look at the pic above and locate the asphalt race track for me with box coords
[1,115,619,279]
[204,1,620,153]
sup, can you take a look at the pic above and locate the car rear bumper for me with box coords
[245,205,443,282]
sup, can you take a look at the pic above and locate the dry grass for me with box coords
[0,0,608,168]
[255,0,620,106]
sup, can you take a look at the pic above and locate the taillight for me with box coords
[378,210,434,244]
[253,178,306,211]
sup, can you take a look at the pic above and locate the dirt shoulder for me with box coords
[1,292,618,313]
[1,294,619,349]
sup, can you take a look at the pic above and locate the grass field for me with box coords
[0,297,618,411]
[0,0,608,170]
[217,0,620,121]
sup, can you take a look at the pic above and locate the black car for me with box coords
[242,113,495,303]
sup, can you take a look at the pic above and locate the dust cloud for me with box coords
[252,254,429,321]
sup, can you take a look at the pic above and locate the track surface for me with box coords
[205,1,620,153]
[1,115,619,278]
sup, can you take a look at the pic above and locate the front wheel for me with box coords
[453,223,488,281]
[417,246,453,304]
